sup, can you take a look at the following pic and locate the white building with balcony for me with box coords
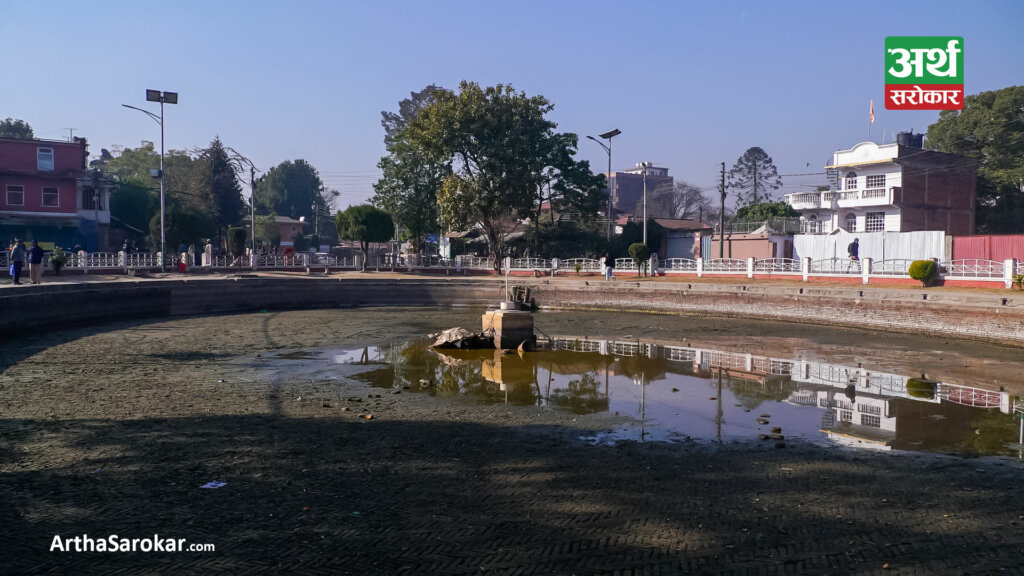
[785,137,976,236]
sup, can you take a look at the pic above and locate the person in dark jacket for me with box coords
[27,240,45,284]
[9,239,26,285]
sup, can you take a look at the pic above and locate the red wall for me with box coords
[0,138,85,215]
[952,235,1024,261]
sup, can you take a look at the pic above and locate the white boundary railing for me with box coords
[7,249,1019,288]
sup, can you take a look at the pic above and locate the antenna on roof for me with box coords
[65,128,78,141]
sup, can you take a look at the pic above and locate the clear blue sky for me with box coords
[3,0,1022,209]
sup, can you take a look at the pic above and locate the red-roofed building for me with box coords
[0,136,110,250]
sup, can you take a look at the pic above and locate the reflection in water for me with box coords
[270,336,1024,459]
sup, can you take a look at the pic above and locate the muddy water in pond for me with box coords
[256,333,1024,458]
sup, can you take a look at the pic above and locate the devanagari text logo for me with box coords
[885,37,963,111]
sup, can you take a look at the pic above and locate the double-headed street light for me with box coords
[122,89,177,271]
[586,128,621,242]
[640,161,650,245]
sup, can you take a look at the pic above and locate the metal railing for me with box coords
[511,257,550,270]
[754,258,801,273]
[810,258,861,275]
[871,259,915,276]
[560,258,602,272]
[662,258,698,271]
[940,259,1004,278]
[703,258,746,272]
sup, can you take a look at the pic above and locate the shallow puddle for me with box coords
[254,335,1024,459]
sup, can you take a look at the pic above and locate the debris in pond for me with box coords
[770,427,782,434]
[322,402,331,407]
[200,481,227,489]
[218,379,226,383]
[672,388,679,392]
[432,327,494,349]
[756,418,770,425]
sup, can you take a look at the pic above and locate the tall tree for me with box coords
[727,147,783,207]
[373,85,448,253]
[647,181,713,220]
[926,86,1024,234]
[194,137,247,238]
[405,81,602,268]
[336,204,395,271]
[0,118,33,139]
[380,85,444,150]
[254,159,327,220]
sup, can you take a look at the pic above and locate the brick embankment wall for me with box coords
[1,277,1023,347]
[517,279,1024,347]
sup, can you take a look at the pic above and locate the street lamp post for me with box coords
[640,162,650,245]
[586,128,621,242]
[122,89,177,271]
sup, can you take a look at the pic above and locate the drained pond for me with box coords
[2,306,1021,460]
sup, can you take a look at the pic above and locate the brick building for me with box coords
[784,136,977,236]
[0,136,110,250]
[607,163,674,218]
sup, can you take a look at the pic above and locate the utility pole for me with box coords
[641,162,649,246]
[250,166,256,270]
[719,162,726,259]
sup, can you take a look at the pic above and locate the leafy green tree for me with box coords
[405,81,601,269]
[0,118,34,139]
[227,227,248,267]
[194,137,247,238]
[254,212,280,247]
[336,204,395,271]
[374,86,448,253]
[727,147,783,207]
[526,132,606,233]
[380,85,445,150]
[734,201,800,221]
[151,197,212,253]
[926,86,1024,233]
[628,243,650,278]
[254,159,327,220]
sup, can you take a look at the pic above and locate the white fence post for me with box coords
[802,257,811,282]
[696,258,704,278]
[746,257,755,279]
[1005,258,1017,289]
[80,250,88,275]
[861,257,872,285]
[551,258,559,277]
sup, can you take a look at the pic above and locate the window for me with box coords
[866,174,885,188]
[858,403,881,415]
[840,410,853,422]
[6,185,24,206]
[82,187,103,210]
[37,147,54,171]
[42,187,59,207]
[865,212,885,232]
[861,414,881,428]
[845,213,857,232]
[844,171,857,190]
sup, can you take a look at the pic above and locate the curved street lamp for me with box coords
[586,128,621,241]
[122,89,177,271]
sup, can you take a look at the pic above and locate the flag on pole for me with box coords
[870,99,875,124]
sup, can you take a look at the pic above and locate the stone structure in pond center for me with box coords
[482,309,536,351]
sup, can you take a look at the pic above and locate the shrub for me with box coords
[906,378,937,399]
[227,227,248,262]
[48,247,68,275]
[908,260,938,286]
[628,243,650,277]
[1014,273,1023,290]
[574,262,583,276]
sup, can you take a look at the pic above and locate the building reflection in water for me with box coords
[332,336,1022,458]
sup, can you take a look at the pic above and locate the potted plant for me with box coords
[49,246,68,276]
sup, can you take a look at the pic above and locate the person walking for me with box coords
[27,240,44,284]
[9,239,26,285]
[846,238,860,272]
[604,252,616,281]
